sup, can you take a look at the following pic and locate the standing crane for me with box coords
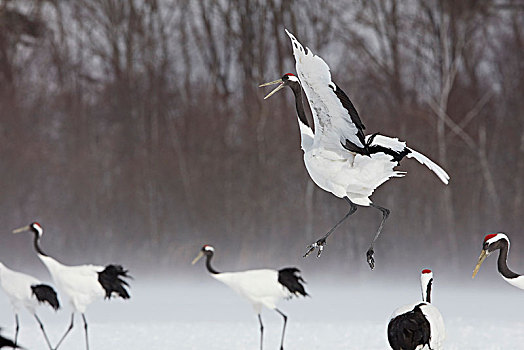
[12,222,131,350]
[192,245,308,350]
[387,269,445,350]
[0,262,59,349]
[472,233,524,289]
[260,30,449,269]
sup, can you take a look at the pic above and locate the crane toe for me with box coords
[303,238,327,258]
[366,248,375,270]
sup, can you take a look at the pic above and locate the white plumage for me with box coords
[260,30,449,268]
[0,262,59,349]
[192,245,308,350]
[0,263,46,313]
[13,222,131,350]
[286,28,449,201]
[212,270,292,313]
[388,269,445,350]
[37,255,106,313]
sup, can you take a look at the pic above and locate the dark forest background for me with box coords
[0,0,523,277]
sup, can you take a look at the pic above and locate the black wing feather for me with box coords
[98,265,131,299]
[331,84,412,162]
[278,267,309,298]
[31,284,60,310]
[330,83,367,149]
[387,304,431,350]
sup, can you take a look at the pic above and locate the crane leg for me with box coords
[54,313,74,350]
[82,314,89,350]
[366,203,390,270]
[275,309,288,350]
[258,314,264,350]
[13,314,19,349]
[304,197,357,258]
[34,314,53,350]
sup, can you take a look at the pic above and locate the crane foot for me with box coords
[366,248,375,270]
[303,238,327,258]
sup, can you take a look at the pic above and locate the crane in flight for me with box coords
[260,30,449,269]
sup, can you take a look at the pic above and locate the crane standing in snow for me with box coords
[192,245,308,350]
[260,30,449,269]
[13,222,131,350]
[387,269,445,350]
[0,262,59,349]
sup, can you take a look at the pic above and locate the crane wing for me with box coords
[285,29,366,152]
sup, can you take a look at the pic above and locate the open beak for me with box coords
[192,251,204,265]
[259,79,284,100]
[472,250,488,278]
[12,225,30,234]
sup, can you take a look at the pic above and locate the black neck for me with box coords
[205,254,219,274]
[425,279,432,303]
[290,83,311,130]
[497,242,519,279]
[33,231,47,256]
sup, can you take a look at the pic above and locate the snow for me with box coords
[1,276,523,349]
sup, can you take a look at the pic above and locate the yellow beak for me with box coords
[192,251,204,265]
[472,250,488,278]
[259,79,284,99]
[12,225,30,234]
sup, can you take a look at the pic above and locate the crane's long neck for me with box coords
[421,277,432,303]
[497,242,519,279]
[33,232,48,257]
[205,254,220,274]
[290,83,311,131]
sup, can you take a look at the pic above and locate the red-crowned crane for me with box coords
[0,262,59,349]
[259,30,449,269]
[192,245,308,350]
[387,269,445,350]
[472,233,524,289]
[13,222,131,350]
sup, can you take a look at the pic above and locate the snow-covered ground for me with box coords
[1,275,523,349]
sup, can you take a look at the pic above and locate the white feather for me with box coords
[371,135,449,184]
[213,269,290,313]
[38,255,105,313]
[284,30,449,208]
[0,262,45,313]
[285,29,364,152]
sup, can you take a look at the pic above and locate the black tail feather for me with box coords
[31,284,60,310]
[387,304,431,350]
[0,332,20,349]
[278,267,309,298]
[98,265,131,299]
[343,132,411,163]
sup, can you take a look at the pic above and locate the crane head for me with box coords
[259,73,300,99]
[12,222,43,237]
[472,233,509,278]
[192,244,215,265]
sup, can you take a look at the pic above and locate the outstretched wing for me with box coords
[285,29,366,153]
[369,134,450,184]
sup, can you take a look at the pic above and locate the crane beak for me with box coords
[12,225,30,234]
[472,250,488,278]
[259,79,284,100]
[192,251,204,265]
